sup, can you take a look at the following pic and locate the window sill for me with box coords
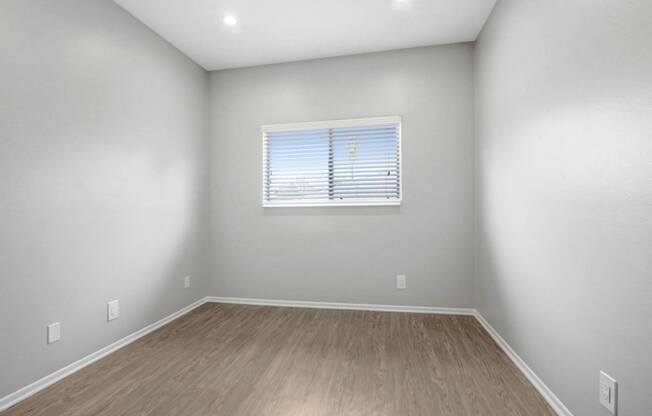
[262,200,402,208]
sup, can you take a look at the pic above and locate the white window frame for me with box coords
[261,116,402,207]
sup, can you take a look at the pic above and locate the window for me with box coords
[262,117,401,207]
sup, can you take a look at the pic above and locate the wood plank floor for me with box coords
[1,303,556,416]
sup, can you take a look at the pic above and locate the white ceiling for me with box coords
[113,0,496,71]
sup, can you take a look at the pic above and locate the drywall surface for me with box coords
[474,0,652,414]
[208,45,475,307]
[0,0,209,398]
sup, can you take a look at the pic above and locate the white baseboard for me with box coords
[0,297,207,412]
[473,311,574,416]
[1,296,572,416]
[205,296,476,315]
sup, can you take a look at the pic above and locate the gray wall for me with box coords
[0,0,209,398]
[474,1,652,415]
[208,45,475,307]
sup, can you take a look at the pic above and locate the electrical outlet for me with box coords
[107,300,119,321]
[599,371,618,414]
[47,322,61,344]
[396,275,406,290]
[184,276,191,288]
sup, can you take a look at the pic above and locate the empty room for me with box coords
[1,0,650,415]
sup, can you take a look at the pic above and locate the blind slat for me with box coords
[267,143,398,155]
[266,126,395,139]
[267,170,399,178]
[268,192,400,200]
[265,133,400,145]
[268,177,399,185]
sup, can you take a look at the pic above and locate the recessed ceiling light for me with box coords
[223,15,237,26]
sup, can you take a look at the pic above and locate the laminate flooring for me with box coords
[1,303,556,416]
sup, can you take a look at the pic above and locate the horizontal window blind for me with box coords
[262,117,401,207]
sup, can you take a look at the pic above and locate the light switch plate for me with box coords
[396,275,406,290]
[599,371,617,414]
[47,322,61,344]
[107,300,119,321]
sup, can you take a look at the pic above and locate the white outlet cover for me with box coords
[47,322,61,344]
[396,275,407,290]
[599,371,618,415]
[107,300,119,321]
[184,276,191,288]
